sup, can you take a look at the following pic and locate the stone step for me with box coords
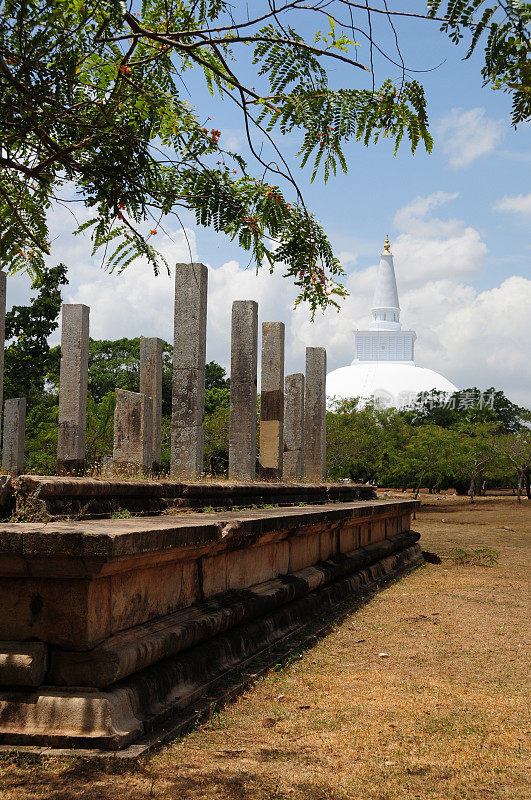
[48,531,419,687]
[3,475,376,519]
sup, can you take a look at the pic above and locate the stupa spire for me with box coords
[370,236,400,330]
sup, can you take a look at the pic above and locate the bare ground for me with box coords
[1,495,529,800]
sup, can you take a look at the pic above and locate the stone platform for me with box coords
[1,475,375,519]
[0,499,420,751]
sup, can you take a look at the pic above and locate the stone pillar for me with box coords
[303,347,327,482]
[2,398,26,475]
[283,373,305,480]
[57,304,89,475]
[0,272,6,444]
[113,389,153,475]
[229,301,258,480]
[259,322,285,480]
[140,337,163,472]
[171,263,208,478]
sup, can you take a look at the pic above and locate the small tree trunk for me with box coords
[525,471,531,500]
[469,475,475,504]
[517,471,523,504]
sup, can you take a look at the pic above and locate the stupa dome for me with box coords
[327,362,457,408]
[327,237,458,408]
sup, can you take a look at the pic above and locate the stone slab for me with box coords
[283,373,304,480]
[171,263,207,478]
[57,304,89,475]
[140,337,163,471]
[8,475,376,519]
[0,501,418,652]
[113,389,153,474]
[229,301,258,480]
[259,322,285,479]
[304,347,327,481]
[48,531,418,687]
[0,642,49,687]
[0,500,417,564]
[2,398,26,475]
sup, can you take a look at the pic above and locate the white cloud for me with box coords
[4,200,199,346]
[393,191,459,236]
[223,130,243,151]
[493,192,531,218]
[205,262,531,408]
[391,191,487,283]
[416,276,531,406]
[4,192,529,407]
[337,250,359,267]
[58,225,197,345]
[437,107,505,167]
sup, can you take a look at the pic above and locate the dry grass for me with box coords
[1,495,529,800]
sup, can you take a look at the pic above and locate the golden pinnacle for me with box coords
[382,234,391,255]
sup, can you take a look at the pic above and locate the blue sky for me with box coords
[5,4,531,405]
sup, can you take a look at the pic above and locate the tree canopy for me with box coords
[326,394,530,500]
[1,0,528,313]
[3,262,67,404]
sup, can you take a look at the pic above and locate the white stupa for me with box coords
[326,236,457,408]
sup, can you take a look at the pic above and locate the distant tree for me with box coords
[326,398,387,482]
[493,430,531,502]
[49,337,174,412]
[85,391,116,466]
[18,320,231,472]
[205,361,230,414]
[49,344,231,414]
[87,338,141,401]
[405,388,525,434]
[378,412,415,490]
[22,396,58,474]
[49,337,167,405]
[453,421,498,502]
[390,425,461,498]
[205,361,230,391]
[203,405,230,476]
[3,263,67,406]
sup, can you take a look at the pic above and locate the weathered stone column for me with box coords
[113,389,153,475]
[171,263,208,478]
[2,398,26,475]
[283,373,305,480]
[229,301,258,480]
[140,337,163,472]
[259,322,285,480]
[0,272,6,444]
[57,304,89,475]
[303,347,327,482]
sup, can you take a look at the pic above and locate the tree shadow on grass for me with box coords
[0,754,356,800]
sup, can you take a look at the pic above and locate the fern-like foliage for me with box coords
[427,0,531,125]
[0,0,527,315]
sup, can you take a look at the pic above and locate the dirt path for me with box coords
[1,496,529,800]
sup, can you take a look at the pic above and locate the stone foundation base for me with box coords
[0,538,421,751]
[0,500,420,752]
